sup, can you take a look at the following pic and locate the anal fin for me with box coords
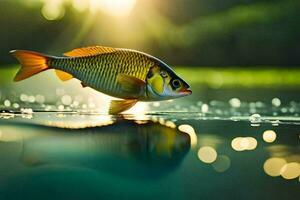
[109,99,138,114]
[55,70,73,81]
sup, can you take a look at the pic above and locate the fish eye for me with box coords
[172,79,181,89]
[160,71,168,78]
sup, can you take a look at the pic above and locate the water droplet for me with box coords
[35,94,45,104]
[201,104,209,113]
[61,95,72,105]
[45,106,51,111]
[28,95,35,103]
[272,98,281,107]
[4,100,11,107]
[229,98,241,108]
[58,105,64,110]
[249,114,261,123]
[21,108,33,114]
[20,94,28,102]
[13,103,19,109]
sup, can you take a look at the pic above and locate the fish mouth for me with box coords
[180,88,192,95]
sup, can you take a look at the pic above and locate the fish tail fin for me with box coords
[10,50,50,82]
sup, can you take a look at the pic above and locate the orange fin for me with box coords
[109,99,138,114]
[10,50,49,82]
[55,70,73,81]
[117,74,146,95]
[63,46,117,57]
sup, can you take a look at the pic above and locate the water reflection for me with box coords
[197,146,217,163]
[212,155,231,172]
[0,113,299,199]
[231,137,257,151]
[178,124,197,147]
[264,157,300,180]
[264,144,300,181]
[263,157,287,177]
[0,117,191,179]
[263,130,277,143]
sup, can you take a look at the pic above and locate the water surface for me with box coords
[0,67,299,200]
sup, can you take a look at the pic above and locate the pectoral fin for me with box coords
[109,99,138,114]
[55,70,73,81]
[117,74,146,96]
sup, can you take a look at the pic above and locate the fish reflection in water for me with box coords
[14,117,191,178]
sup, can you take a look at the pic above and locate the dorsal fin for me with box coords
[55,70,73,81]
[63,46,117,57]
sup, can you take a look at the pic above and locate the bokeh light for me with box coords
[263,157,287,177]
[178,124,197,147]
[263,130,277,143]
[41,0,137,20]
[41,0,65,20]
[197,146,217,163]
[231,137,257,151]
[212,155,231,172]
[93,0,137,17]
[280,162,300,180]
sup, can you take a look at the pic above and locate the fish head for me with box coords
[146,61,192,100]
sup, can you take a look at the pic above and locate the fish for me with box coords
[10,46,192,113]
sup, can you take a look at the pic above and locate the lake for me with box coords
[0,66,299,200]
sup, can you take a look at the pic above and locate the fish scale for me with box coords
[50,50,154,99]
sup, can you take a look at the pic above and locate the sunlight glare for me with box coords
[88,0,137,17]
[42,0,137,20]
[42,0,65,20]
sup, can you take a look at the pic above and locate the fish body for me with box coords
[50,49,154,100]
[10,46,192,113]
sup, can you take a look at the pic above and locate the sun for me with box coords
[96,0,137,17]
[74,0,137,17]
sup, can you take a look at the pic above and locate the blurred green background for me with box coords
[0,0,299,66]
